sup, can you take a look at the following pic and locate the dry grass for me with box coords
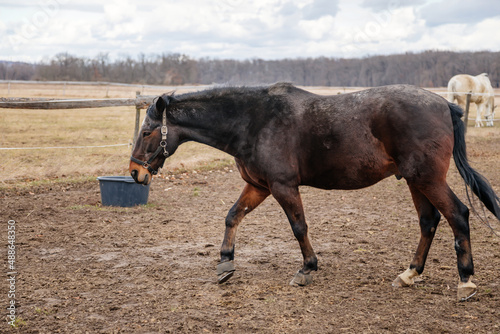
[0,83,234,186]
[0,82,498,187]
[0,107,135,182]
[0,107,232,185]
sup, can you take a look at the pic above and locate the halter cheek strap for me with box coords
[130,109,169,175]
[160,108,168,154]
[130,145,166,175]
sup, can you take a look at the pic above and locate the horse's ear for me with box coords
[156,95,167,113]
[156,92,176,112]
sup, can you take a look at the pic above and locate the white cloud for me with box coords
[0,0,499,62]
[417,17,500,52]
[418,0,500,26]
[103,1,136,23]
[301,0,340,20]
[298,15,336,40]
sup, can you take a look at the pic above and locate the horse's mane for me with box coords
[175,85,268,102]
[146,83,302,121]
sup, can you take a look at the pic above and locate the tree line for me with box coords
[1,50,499,88]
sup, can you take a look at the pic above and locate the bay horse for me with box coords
[129,83,500,300]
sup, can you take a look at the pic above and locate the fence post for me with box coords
[463,92,471,134]
[133,91,141,147]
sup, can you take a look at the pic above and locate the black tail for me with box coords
[450,102,500,222]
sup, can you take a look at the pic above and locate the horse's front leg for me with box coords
[475,103,484,127]
[270,183,318,286]
[218,183,269,283]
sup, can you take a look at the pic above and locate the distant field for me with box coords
[0,82,498,186]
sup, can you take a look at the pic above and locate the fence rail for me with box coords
[0,96,152,109]
[0,80,202,96]
[0,92,155,145]
[435,91,499,97]
[0,85,498,147]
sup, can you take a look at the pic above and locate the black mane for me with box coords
[146,83,302,121]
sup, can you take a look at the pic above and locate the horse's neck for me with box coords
[174,99,248,157]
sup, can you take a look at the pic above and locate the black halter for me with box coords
[130,109,169,175]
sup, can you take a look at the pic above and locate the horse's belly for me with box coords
[304,173,389,190]
[302,156,398,190]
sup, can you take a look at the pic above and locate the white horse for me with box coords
[447,73,496,127]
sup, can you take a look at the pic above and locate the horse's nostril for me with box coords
[131,169,138,181]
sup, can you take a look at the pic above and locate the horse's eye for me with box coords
[142,131,151,138]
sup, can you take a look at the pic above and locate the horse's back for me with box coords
[301,85,450,128]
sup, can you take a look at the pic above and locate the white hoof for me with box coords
[457,278,477,301]
[392,268,418,287]
[289,270,313,286]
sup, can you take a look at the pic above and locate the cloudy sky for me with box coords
[1,0,500,62]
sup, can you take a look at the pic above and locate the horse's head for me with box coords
[129,94,175,185]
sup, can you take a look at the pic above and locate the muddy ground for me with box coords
[2,136,500,333]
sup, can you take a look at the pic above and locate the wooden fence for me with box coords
[1,83,498,145]
[0,92,154,145]
[0,81,209,147]
[0,80,201,97]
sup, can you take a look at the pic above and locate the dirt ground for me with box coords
[2,132,500,333]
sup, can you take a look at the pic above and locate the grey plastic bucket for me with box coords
[97,176,150,207]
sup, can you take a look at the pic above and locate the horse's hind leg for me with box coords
[399,181,476,300]
[393,185,441,287]
[218,183,270,283]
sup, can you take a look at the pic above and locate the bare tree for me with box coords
[2,50,496,87]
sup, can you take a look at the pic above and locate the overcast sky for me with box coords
[1,0,500,63]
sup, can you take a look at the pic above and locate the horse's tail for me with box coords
[450,102,500,221]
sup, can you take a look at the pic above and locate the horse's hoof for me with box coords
[218,270,234,284]
[457,279,477,301]
[392,268,417,288]
[392,275,410,288]
[216,261,235,284]
[289,270,313,286]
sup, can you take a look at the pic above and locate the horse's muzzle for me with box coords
[129,161,152,185]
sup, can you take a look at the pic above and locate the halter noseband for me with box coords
[130,109,169,175]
